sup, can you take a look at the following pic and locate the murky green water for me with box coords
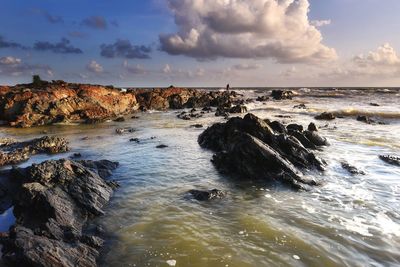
[1,89,399,267]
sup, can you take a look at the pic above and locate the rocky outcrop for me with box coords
[0,81,138,127]
[0,136,69,167]
[0,159,119,267]
[132,87,196,110]
[315,112,336,120]
[198,114,327,189]
[379,155,400,166]
[341,162,366,175]
[271,90,293,100]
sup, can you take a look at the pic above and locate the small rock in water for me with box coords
[356,115,373,124]
[166,260,177,266]
[190,124,203,128]
[341,162,365,175]
[308,122,318,132]
[114,117,125,122]
[379,155,400,166]
[369,103,380,107]
[293,103,306,109]
[156,144,168,149]
[116,127,135,134]
[71,153,82,158]
[130,138,140,143]
[188,189,226,201]
[315,112,336,120]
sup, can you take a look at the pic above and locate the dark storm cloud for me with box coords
[81,16,108,30]
[100,40,151,59]
[0,35,27,49]
[34,38,83,54]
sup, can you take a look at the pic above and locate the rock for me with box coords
[0,82,138,127]
[256,95,269,102]
[116,127,135,134]
[379,155,400,166]
[0,136,69,167]
[215,107,229,117]
[369,103,380,106]
[188,189,226,201]
[357,115,373,124]
[287,124,303,132]
[308,123,318,132]
[0,159,119,266]
[271,90,293,100]
[229,105,248,114]
[131,116,139,119]
[303,131,329,146]
[341,162,365,175]
[190,124,204,128]
[198,114,326,189]
[156,144,168,149]
[315,112,336,120]
[71,153,82,158]
[293,103,307,109]
[114,117,125,122]
[130,138,140,143]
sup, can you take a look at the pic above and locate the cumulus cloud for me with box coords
[311,20,331,27]
[34,38,83,54]
[353,43,400,67]
[100,40,151,59]
[0,35,26,50]
[123,61,147,74]
[0,56,52,77]
[160,0,337,63]
[81,16,108,30]
[86,60,104,73]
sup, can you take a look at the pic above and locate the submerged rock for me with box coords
[188,189,226,201]
[379,155,400,166]
[198,114,326,189]
[156,144,168,149]
[315,112,336,120]
[0,136,69,167]
[271,90,293,100]
[0,159,119,267]
[341,162,366,175]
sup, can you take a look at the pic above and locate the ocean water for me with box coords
[0,88,399,267]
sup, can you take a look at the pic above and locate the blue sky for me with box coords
[1,0,400,87]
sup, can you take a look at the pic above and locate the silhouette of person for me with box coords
[226,84,230,91]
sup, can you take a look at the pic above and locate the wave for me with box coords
[332,108,400,119]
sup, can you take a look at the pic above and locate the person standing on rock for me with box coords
[226,84,230,92]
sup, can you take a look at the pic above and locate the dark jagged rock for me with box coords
[188,189,226,201]
[287,124,303,132]
[130,138,140,143]
[303,131,329,146]
[357,115,372,124]
[0,136,69,167]
[315,112,336,120]
[308,123,318,132]
[229,105,247,114]
[294,103,307,109]
[0,159,119,267]
[341,162,366,175]
[271,90,293,100]
[369,103,380,107]
[114,117,125,122]
[379,155,400,166]
[190,124,204,128]
[198,114,326,189]
[256,95,269,102]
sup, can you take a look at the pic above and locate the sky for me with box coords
[1,0,400,87]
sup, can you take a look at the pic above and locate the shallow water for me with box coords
[0,88,399,267]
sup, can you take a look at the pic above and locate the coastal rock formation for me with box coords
[132,87,196,110]
[271,90,293,100]
[0,81,138,127]
[379,155,400,166]
[315,112,336,120]
[0,159,119,267]
[0,136,69,167]
[198,114,327,189]
[341,162,366,175]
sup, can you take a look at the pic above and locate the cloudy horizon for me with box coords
[1,0,400,87]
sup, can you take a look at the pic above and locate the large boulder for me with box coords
[198,114,327,189]
[0,159,119,267]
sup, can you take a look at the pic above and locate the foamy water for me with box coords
[0,88,399,266]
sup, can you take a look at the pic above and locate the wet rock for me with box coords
[293,103,307,109]
[369,103,380,107]
[271,90,293,100]
[116,127,135,134]
[287,124,303,132]
[256,95,269,102]
[130,138,140,143]
[0,136,69,167]
[188,189,226,201]
[308,123,318,132]
[71,153,82,158]
[198,114,326,190]
[267,121,287,134]
[0,159,119,267]
[190,124,204,128]
[379,155,400,166]
[215,107,229,117]
[357,115,373,124]
[341,162,366,175]
[315,112,336,120]
[156,144,168,149]
[303,131,329,146]
[229,105,248,114]
[114,117,125,122]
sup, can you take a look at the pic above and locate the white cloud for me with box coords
[233,63,263,70]
[160,0,337,63]
[353,43,400,67]
[311,20,331,27]
[163,64,172,74]
[0,56,51,77]
[123,60,147,74]
[86,60,104,73]
[0,56,22,65]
